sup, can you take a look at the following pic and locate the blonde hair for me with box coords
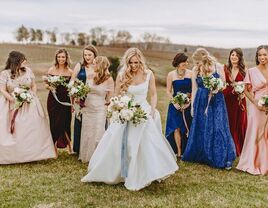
[119,48,147,93]
[192,48,216,73]
[93,56,111,85]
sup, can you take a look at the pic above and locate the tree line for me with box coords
[15,25,171,50]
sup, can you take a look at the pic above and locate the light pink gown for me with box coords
[0,68,56,164]
[79,78,114,163]
[237,67,268,175]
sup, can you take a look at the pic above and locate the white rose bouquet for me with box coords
[107,94,147,126]
[42,75,67,92]
[202,75,226,94]
[12,86,33,109]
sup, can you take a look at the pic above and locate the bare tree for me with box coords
[90,27,108,46]
[115,30,132,47]
[36,29,43,43]
[77,32,87,46]
[30,28,36,43]
[15,25,30,43]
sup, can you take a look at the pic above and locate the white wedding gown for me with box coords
[81,71,178,191]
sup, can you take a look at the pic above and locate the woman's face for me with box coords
[57,52,67,65]
[84,50,95,65]
[20,59,27,68]
[230,51,239,65]
[129,56,140,72]
[177,60,188,70]
[258,48,268,65]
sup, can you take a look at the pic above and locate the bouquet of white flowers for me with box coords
[170,92,191,136]
[66,79,90,99]
[12,86,33,109]
[42,75,67,92]
[232,81,245,95]
[107,94,147,126]
[10,85,33,133]
[258,95,268,108]
[202,75,226,94]
[66,79,91,120]
[171,92,191,109]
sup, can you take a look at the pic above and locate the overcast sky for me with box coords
[0,0,267,48]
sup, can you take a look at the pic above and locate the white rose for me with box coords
[258,99,265,107]
[120,95,131,105]
[120,109,134,121]
[20,93,27,99]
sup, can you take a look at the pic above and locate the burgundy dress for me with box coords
[47,75,72,148]
[223,67,247,156]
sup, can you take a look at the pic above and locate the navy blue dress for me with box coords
[73,66,86,154]
[182,72,236,168]
[165,78,192,154]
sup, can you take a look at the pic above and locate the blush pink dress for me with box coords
[0,68,56,164]
[236,67,268,175]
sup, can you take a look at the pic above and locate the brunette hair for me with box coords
[54,48,71,69]
[255,45,268,65]
[226,48,246,77]
[4,51,26,79]
[81,45,98,67]
[172,52,188,68]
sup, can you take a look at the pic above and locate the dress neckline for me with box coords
[256,66,268,83]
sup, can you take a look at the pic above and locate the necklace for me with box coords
[176,69,186,79]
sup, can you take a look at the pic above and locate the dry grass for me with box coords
[0,44,267,208]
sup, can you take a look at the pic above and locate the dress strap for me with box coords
[146,70,152,82]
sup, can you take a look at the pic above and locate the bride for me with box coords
[81,48,178,191]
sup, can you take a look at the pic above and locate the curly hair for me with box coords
[119,48,147,94]
[54,48,71,69]
[192,48,216,73]
[93,56,111,85]
[226,48,246,77]
[4,51,26,79]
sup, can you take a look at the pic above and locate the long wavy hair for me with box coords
[4,51,26,79]
[81,45,98,67]
[255,45,268,65]
[54,48,71,69]
[226,48,246,77]
[192,48,216,74]
[119,48,147,93]
[93,56,111,85]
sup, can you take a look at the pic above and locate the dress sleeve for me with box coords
[0,71,8,87]
[243,69,252,91]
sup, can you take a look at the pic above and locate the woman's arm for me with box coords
[105,77,115,104]
[71,63,81,81]
[114,73,122,96]
[148,71,157,117]
[191,67,198,116]
[0,86,14,102]
[166,72,173,100]
[244,86,266,111]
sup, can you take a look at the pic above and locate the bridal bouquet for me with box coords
[170,92,191,109]
[202,75,226,94]
[66,79,91,120]
[42,75,67,92]
[12,86,33,109]
[107,94,147,126]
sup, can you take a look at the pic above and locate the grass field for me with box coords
[0,44,267,208]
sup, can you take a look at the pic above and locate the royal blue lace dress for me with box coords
[73,66,86,154]
[182,72,236,168]
[165,78,192,154]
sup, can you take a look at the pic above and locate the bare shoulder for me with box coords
[47,66,55,74]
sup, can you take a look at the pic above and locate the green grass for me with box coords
[0,44,267,208]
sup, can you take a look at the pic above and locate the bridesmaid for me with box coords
[182,48,236,169]
[223,48,247,156]
[71,45,98,154]
[46,48,73,157]
[165,52,192,156]
[0,51,56,164]
[79,56,114,163]
[237,45,268,175]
